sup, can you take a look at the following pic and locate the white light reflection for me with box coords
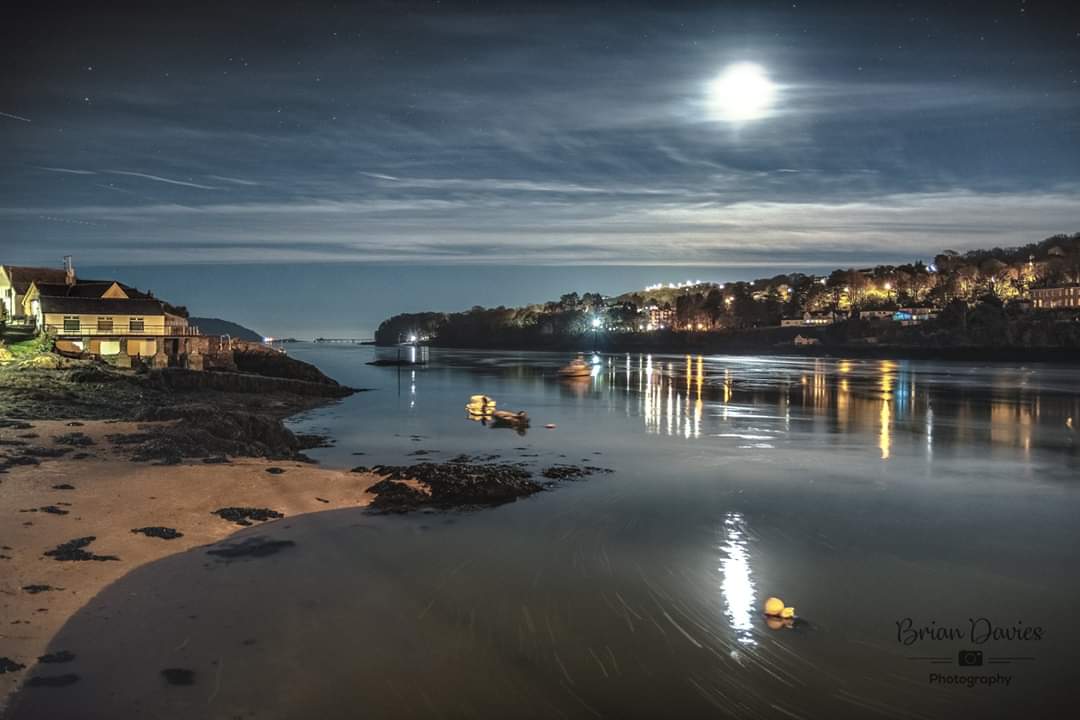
[719,512,757,646]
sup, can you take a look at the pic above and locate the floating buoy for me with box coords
[764,597,785,617]
[545,423,556,429]
[780,606,796,619]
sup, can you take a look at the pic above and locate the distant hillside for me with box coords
[189,317,263,342]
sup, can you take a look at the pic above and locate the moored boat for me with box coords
[557,356,592,378]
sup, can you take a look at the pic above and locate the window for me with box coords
[129,317,145,332]
[63,316,80,333]
[97,317,114,333]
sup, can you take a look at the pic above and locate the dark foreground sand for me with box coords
[0,419,381,712]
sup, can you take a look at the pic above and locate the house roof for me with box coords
[38,296,166,316]
[2,266,68,293]
[30,280,153,300]
[78,280,153,299]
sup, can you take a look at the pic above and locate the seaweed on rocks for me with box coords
[131,526,184,540]
[43,536,119,562]
[365,462,542,512]
[54,432,94,447]
[0,657,25,674]
[211,507,284,526]
[22,584,60,594]
[21,585,50,594]
[0,420,33,430]
[206,537,295,559]
[365,479,429,512]
[19,446,71,459]
[541,465,613,480]
[108,409,314,463]
[296,433,333,450]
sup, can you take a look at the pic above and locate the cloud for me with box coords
[105,170,219,190]
[207,175,261,186]
[37,166,98,175]
[0,111,32,122]
[3,187,1076,267]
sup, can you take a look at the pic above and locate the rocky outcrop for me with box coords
[146,367,354,398]
[231,343,341,386]
[361,461,544,512]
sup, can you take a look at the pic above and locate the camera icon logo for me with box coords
[958,650,983,667]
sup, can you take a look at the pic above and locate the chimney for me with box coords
[63,255,75,286]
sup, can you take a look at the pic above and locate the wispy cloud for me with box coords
[37,166,98,175]
[105,170,219,190]
[0,111,32,122]
[207,175,260,186]
[4,187,1076,266]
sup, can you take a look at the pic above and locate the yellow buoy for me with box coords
[781,606,795,619]
[764,597,785,617]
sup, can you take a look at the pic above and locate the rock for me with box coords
[131,527,184,540]
[51,484,76,490]
[202,455,230,464]
[211,507,284,526]
[265,467,286,475]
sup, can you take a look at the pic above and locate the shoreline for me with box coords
[0,418,382,711]
[373,339,1080,365]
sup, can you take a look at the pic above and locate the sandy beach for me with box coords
[0,418,380,710]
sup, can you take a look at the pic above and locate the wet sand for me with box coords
[0,419,380,711]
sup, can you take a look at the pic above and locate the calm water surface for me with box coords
[14,345,1080,719]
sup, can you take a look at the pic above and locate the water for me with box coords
[15,346,1080,719]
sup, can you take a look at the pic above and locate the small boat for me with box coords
[465,395,496,415]
[491,410,529,425]
[490,410,530,435]
[557,356,592,378]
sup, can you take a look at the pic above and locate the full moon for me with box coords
[707,63,776,122]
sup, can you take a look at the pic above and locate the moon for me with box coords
[707,63,776,122]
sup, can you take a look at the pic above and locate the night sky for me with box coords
[2,1,1078,336]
